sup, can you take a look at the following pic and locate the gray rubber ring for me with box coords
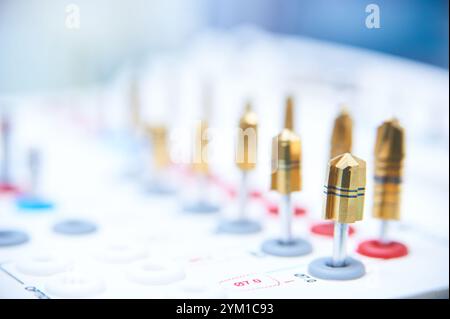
[308,257,365,280]
[145,182,176,195]
[0,230,30,247]
[53,220,97,235]
[261,238,312,257]
[183,201,220,214]
[217,219,262,234]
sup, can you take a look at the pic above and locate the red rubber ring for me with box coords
[267,202,278,214]
[310,222,355,237]
[294,206,307,216]
[266,203,307,217]
[0,183,21,195]
[250,190,262,199]
[357,239,408,259]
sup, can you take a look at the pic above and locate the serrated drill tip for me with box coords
[240,102,257,128]
[192,120,209,174]
[330,107,353,159]
[375,118,405,164]
[324,153,366,224]
[144,124,171,170]
[245,100,252,112]
[236,102,258,171]
[271,96,302,194]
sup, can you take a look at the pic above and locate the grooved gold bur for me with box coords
[191,81,214,175]
[324,153,366,224]
[145,125,170,170]
[330,107,353,159]
[271,96,301,194]
[236,102,258,171]
[192,120,209,174]
[373,119,405,220]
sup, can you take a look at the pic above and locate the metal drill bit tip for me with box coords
[375,118,405,173]
[236,102,258,171]
[146,124,166,136]
[324,153,366,223]
[330,107,353,159]
[192,120,209,174]
[284,96,294,131]
[240,102,257,128]
[244,101,252,112]
[373,119,405,220]
[145,124,171,170]
[271,97,301,194]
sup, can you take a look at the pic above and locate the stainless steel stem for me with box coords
[332,222,349,267]
[280,194,292,244]
[29,149,39,195]
[379,219,390,245]
[238,171,248,220]
[1,117,10,183]
[197,173,209,200]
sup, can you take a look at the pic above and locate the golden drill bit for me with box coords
[324,153,366,223]
[373,119,405,220]
[191,81,214,175]
[144,124,171,170]
[192,120,209,174]
[330,107,353,159]
[284,96,294,131]
[236,102,258,171]
[271,96,301,194]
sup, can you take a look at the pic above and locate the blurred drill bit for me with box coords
[192,120,209,174]
[324,153,366,223]
[191,80,214,174]
[129,75,141,130]
[27,148,40,194]
[145,124,170,170]
[271,96,301,194]
[373,119,405,220]
[0,112,11,183]
[330,107,353,159]
[236,102,258,171]
[284,96,294,131]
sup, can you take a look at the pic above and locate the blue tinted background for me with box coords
[0,0,448,92]
[207,0,449,68]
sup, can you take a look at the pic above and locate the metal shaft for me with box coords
[332,222,349,267]
[27,149,40,195]
[1,117,10,183]
[280,194,293,244]
[197,173,209,200]
[238,171,248,220]
[379,220,390,245]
